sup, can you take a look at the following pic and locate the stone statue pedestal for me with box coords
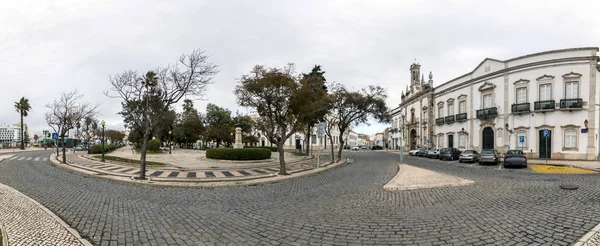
[233,127,243,149]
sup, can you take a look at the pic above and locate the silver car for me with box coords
[479,149,499,165]
[426,148,440,159]
[459,150,480,163]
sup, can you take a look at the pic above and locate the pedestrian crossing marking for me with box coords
[34,157,40,161]
[18,157,25,160]
[25,157,32,161]
[213,172,226,178]
[42,158,48,161]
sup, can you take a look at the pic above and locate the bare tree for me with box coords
[106,49,218,179]
[44,90,98,164]
[323,114,339,163]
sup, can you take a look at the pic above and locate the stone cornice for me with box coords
[513,79,530,85]
[562,71,583,78]
[478,81,496,91]
[536,74,555,81]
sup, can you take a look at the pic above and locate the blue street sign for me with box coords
[377,140,380,144]
[426,139,430,144]
[519,136,525,143]
[542,130,550,137]
[51,133,59,140]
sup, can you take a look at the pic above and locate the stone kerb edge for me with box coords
[1,218,7,246]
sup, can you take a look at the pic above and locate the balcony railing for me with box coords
[435,118,445,125]
[445,115,455,124]
[455,113,467,121]
[560,98,583,109]
[511,103,530,113]
[476,107,498,119]
[534,100,555,111]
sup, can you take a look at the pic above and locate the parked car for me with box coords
[352,146,359,151]
[371,145,384,150]
[75,145,85,151]
[409,147,425,156]
[459,150,480,163]
[416,148,429,157]
[503,149,527,168]
[440,148,461,161]
[479,149,499,165]
[426,148,440,158]
[361,145,368,149]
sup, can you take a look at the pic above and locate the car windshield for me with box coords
[481,150,495,154]
[463,150,474,154]
[506,150,523,155]
[440,148,449,153]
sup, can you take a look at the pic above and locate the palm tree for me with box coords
[33,134,39,144]
[14,97,31,150]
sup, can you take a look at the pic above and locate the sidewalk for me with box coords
[46,151,348,187]
[0,147,46,154]
[527,159,600,171]
[0,164,91,245]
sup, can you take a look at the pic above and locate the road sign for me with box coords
[316,123,324,137]
[519,136,525,143]
[543,130,550,137]
[51,133,59,140]
[426,139,430,144]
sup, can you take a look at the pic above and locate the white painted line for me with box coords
[229,171,245,177]
[34,157,40,161]
[498,164,502,170]
[26,157,32,161]
[42,158,48,161]
[18,157,25,160]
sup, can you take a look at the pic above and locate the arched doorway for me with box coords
[482,127,494,150]
[410,129,417,149]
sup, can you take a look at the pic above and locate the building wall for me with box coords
[392,47,600,160]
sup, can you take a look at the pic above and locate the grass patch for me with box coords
[134,148,163,154]
[93,155,168,167]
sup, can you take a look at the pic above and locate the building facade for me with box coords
[392,47,600,160]
[0,123,23,148]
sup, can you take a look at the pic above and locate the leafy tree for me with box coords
[291,65,330,155]
[107,49,217,180]
[235,64,302,175]
[205,103,233,147]
[14,97,31,150]
[330,83,390,161]
[33,134,39,144]
[44,90,98,163]
[105,129,126,145]
[232,114,257,146]
[175,99,204,147]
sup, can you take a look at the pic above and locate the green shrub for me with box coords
[244,146,278,152]
[206,148,271,160]
[89,144,117,154]
[148,139,161,152]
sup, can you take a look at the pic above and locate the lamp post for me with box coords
[168,130,172,154]
[101,120,105,162]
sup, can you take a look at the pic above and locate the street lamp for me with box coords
[101,120,105,162]
[168,130,172,154]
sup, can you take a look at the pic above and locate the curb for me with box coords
[0,179,93,246]
[49,153,349,188]
[1,219,7,246]
[574,222,600,246]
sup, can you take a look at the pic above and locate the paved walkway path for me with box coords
[44,151,341,186]
[0,154,91,246]
[384,164,474,190]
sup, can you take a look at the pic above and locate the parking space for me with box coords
[404,154,535,173]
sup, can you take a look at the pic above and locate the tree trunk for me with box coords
[305,126,311,156]
[277,142,287,175]
[62,136,67,164]
[20,112,24,150]
[337,134,345,162]
[139,125,151,179]
[329,135,334,164]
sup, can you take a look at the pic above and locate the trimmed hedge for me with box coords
[90,144,117,154]
[206,148,271,160]
[244,146,278,152]
[148,139,161,152]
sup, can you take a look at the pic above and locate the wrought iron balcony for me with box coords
[560,98,583,109]
[444,115,455,124]
[534,100,555,111]
[435,118,445,125]
[476,107,498,119]
[455,113,467,121]
[511,103,530,113]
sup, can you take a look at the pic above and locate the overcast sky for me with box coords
[1,0,599,137]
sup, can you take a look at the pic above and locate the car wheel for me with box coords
[459,160,462,163]
[450,156,454,161]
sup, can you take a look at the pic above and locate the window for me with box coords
[565,82,579,99]
[423,110,427,122]
[459,101,466,114]
[517,130,527,148]
[437,135,444,147]
[539,84,552,101]
[458,134,466,148]
[483,94,492,108]
[516,87,527,104]
[564,129,577,149]
[311,135,317,144]
[448,104,454,116]
[438,107,444,118]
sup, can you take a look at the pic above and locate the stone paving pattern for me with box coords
[0,182,83,245]
[2,150,600,245]
[384,164,474,190]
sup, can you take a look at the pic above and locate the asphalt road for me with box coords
[1,150,600,245]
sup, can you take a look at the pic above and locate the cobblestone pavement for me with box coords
[0,171,90,245]
[2,150,600,245]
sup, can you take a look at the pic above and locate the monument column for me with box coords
[234,127,243,149]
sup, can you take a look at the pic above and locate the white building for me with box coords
[347,130,359,147]
[375,133,384,147]
[0,123,23,147]
[392,47,600,160]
